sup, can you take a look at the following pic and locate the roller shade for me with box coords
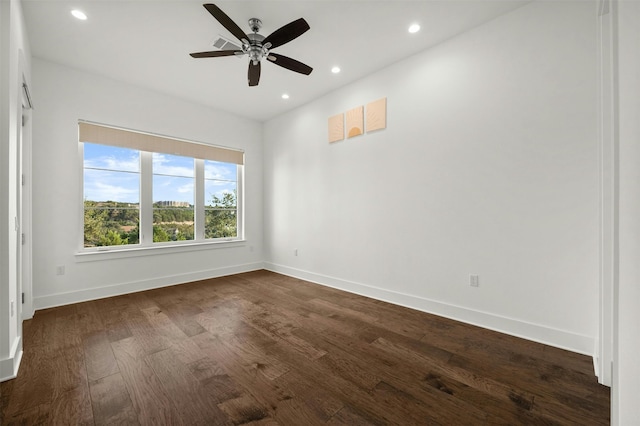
[78,121,244,165]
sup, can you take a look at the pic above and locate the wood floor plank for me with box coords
[145,347,232,425]
[187,356,226,383]
[76,300,106,337]
[99,305,134,343]
[89,372,139,425]
[111,337,185,426]
[2,403,51,425]
[160,302,207,337]
[22,308,57,349]
[49,383,94,426]
[327,404,381,426]
[124,307,172,356]
[170,335,207,364]
[191,332,296,418]
[1,271,610,425]
[229,298,327,360]
[219,331,291,381]
[269,397,327,426]
[275,369,345,422]
[258,329,445,424]
[140,305,190,346]
[300,325,527,424]
[299,327,492,424]
[2,342,55,418]
[370,336,600,424]
[217,394,270,425]
[50,347,87,401]
[83,330,119,382]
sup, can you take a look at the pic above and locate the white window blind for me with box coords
[78,121,244,165]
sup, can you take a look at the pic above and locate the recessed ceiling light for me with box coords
[71,9,87,20]
[281,94,290,100]
[331,66,341,74]
[408,23,420,34]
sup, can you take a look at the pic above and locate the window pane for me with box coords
[83,143,140,247]
[204,160,237,239]
[84,143,140,172]
[153,154,194,242]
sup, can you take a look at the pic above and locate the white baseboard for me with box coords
[264,262,596,358]
[33,262,265,311]
[0,336,23,382]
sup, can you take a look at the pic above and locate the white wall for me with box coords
[30,58,264,311]
[613,0,640,422]
[0,0,31,381]
[264,1,600,355]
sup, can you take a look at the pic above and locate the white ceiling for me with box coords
[22,0,528,122]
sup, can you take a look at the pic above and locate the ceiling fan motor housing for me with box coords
[245,32,269,65]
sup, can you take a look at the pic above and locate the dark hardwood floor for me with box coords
[1,270,610,425]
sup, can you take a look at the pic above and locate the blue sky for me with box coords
[83,143,237,204]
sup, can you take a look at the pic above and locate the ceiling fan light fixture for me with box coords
[331,66,341,74]
[408,23,421,34]
[190,4,313,87]
[71,9,87,20]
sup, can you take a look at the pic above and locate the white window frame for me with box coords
[77,123,244,256]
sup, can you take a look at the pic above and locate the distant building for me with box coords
[156,201,191,208]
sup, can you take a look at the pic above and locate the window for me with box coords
[204,160,238,239]
[80,122,243,250]
[152,153,195,242]
[83,144,140,247]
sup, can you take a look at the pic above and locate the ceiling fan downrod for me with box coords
[244,19,272,66]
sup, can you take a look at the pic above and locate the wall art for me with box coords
[366,97,387,132]
[328,113,344,143]
[346,106,364,138]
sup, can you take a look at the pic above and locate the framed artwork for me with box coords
[346,106,364,138]
[366,97,387,132]
[328,113,344,143]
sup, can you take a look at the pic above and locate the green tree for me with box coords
[205,190,237,239]
[153,225,170,242]
[84,202,108,247]
[99,229,128,246]
[84,200,139,247]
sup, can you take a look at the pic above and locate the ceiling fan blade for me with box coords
[190,50,244,58]
[248,61,261,86]
[203,4,248,44]
[263,18,310,49]
[267,53,313,75]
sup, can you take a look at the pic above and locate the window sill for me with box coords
[75,239,246,263]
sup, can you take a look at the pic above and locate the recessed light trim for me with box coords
[408,23,420,34]
[71,9,88,20]
[331,66,341,74]
[281,94,290,100]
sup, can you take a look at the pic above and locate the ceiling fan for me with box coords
[190,3,313,87]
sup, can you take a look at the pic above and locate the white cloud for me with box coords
[153,153,194,177]
[177,183,194,194]
[84,179,138,203]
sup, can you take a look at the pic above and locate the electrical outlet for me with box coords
[470,274,480,287]
[56,265,65,275]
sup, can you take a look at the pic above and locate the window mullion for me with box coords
[140,151,153,245]
[79,142,85,249]
[237,165,244,239]
[195,159,205,240]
